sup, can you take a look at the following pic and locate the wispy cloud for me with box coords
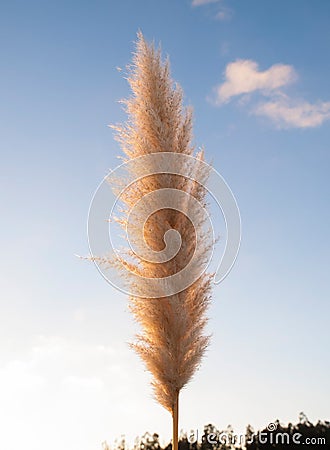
[215,59,296,104]
[254,96,330,128]
[212,59,330,128]
[192,0,233,21]
[192,0,219,6]
[0,336,147,450]
[215,5,233,21]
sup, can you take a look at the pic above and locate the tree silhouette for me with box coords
[245,413,330,449]
[110,414,329,450]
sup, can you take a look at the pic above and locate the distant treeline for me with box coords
[105,413,330,450]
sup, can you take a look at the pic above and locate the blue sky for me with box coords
[0,1,329,449]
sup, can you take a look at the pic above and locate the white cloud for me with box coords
[212,58,330,128]
[254,96,330,128]
[0,336,158,450]
[215,59,296,104]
